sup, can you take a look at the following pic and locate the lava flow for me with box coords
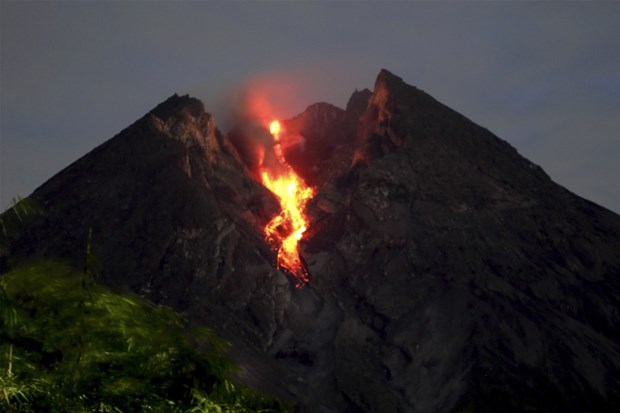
[261,120,314,287]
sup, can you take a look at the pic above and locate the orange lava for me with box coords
[269,119,282,137]
[261,120,314,287]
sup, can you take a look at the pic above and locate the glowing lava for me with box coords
[269,119,282,137]
[261,120,314,287]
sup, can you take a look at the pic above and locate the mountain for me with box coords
[2,69,620,412]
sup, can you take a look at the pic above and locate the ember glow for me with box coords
[269,120,281,137]
[261,120,314,287]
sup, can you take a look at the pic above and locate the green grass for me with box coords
[0,261,291,413]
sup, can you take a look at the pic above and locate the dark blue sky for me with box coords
[1,1,619,212]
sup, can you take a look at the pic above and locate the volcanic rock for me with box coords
[294,69,620,412]
[2,71,620,412]
[282,88,372,188]
[1,95,288,369]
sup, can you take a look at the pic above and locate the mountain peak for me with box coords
[371,68,431,109]
[345,88,372,114]
[142,94,219,155]
[375,68,404,89]
[149,93,205,121]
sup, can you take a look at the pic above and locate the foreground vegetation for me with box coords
[0,261,290,412]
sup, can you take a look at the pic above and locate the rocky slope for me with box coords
[2,69,620,412]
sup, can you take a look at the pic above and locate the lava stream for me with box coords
[261,120,314,287]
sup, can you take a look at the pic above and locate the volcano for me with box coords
[2,69,620,412]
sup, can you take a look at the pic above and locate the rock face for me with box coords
[2,95,287,364]
[3,70,620,412]
[294,71,620,412]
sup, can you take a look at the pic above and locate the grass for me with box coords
[0,260,292,413]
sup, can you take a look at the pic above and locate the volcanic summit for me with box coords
[2,69,620,412]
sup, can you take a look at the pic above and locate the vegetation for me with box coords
[0,196,42,239]
[0,261,291,412]
[1,196,44,274]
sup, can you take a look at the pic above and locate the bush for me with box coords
[0,261,290,413]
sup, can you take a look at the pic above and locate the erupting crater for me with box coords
[260,120,314,287]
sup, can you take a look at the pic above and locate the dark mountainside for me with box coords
[2,69,620,412]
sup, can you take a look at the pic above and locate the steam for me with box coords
[219,79,299,176]
[208,72,328,182]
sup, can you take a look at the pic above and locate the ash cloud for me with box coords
[218,84,284,177]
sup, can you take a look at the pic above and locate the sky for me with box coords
[1,1,619,213]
